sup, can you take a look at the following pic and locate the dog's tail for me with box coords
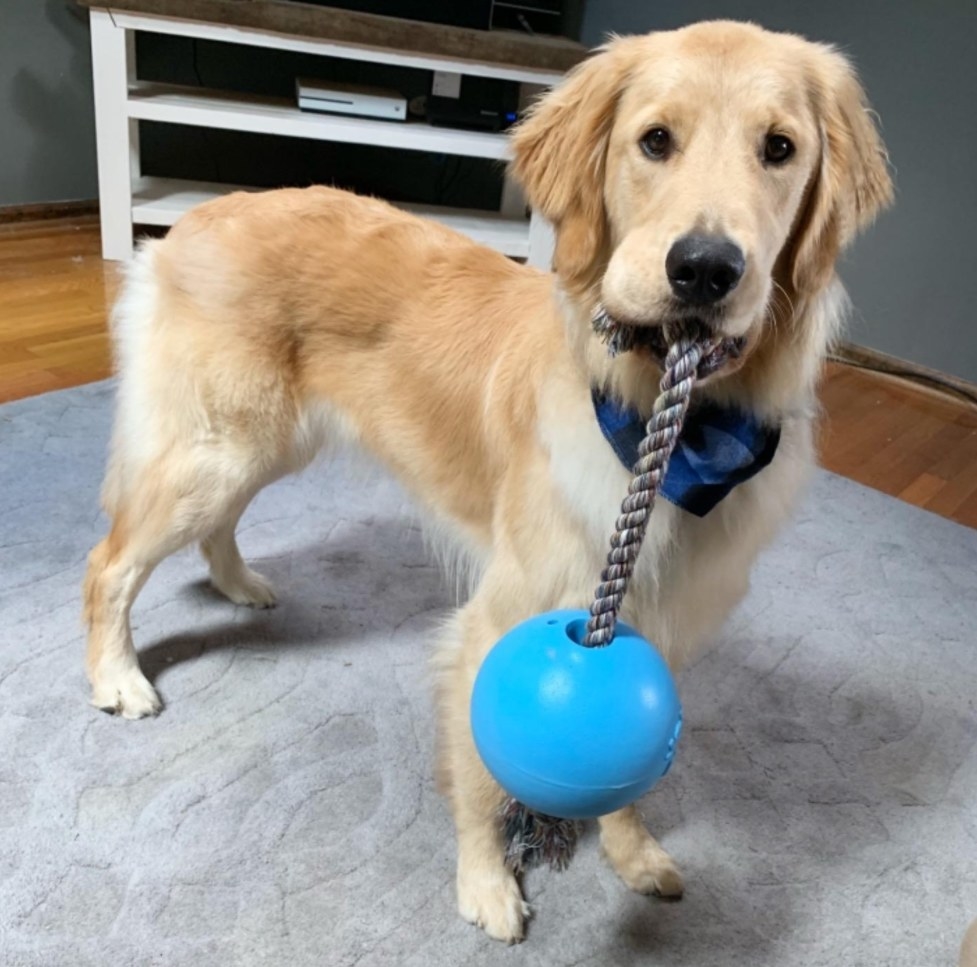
[100,241,163,518]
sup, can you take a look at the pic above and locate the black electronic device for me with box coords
[424,95,518,133]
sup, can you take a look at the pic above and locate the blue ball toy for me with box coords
[471,608,682,820]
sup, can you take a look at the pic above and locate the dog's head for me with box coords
[511,20,892,377]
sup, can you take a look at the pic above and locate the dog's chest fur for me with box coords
[538,367,814,668]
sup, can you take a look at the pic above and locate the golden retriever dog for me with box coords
[83,20,891,942]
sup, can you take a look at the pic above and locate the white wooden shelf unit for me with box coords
[89,7,560,264]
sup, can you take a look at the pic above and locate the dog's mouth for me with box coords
[591,308,747,379]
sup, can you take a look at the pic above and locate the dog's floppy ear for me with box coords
[788,48,893,295]
[510,38,638,297]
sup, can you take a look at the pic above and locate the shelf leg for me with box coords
[527,212,555,270]
[90,9,136,261]
[499,172,526,221]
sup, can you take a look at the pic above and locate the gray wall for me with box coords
[0,0,98,206]
[582,0,977,383]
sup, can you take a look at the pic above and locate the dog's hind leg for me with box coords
[201,496,278,608]
[200,405,332,607]
[83,447,274,718]
[84,523,165,719]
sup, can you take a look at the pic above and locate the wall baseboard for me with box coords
[832,341,977,406]
[0,199,99,225]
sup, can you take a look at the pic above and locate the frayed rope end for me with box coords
[501,798,581,875]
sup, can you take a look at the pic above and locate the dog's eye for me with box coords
[764,134,795,165]
[640,127,671,160]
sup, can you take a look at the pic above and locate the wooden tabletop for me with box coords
[75,0,589,73]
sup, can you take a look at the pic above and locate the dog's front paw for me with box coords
[90,664,162,719]
[457,868,530,943]
[602,833,685,899]
[620,850,685,898]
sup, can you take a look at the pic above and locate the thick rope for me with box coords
[583,324,720,646]
[501,317,732,874]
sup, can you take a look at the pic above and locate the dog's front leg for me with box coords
[599,804,684,899]
[452,742,529,944]
[438,602,530,943]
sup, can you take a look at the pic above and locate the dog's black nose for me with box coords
[665,235,745,305]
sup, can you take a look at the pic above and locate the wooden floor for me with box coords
[819,365,977,528]
[0,215,116,401]
[2,215,976,530]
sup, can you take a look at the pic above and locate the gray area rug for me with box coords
[1,380,975,967]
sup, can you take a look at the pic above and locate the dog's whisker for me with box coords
[770,281,796,324]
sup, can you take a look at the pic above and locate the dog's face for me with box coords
[599,33,825,344]
[512,21,892,369]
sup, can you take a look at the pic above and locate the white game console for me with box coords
[296,78,407,122]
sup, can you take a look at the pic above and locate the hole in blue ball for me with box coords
[565,618,590,645]
[546,619,558,626]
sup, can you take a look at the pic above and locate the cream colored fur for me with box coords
[963,919,977,967]
[82,21,891,943]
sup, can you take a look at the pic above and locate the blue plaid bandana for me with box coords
[592,390,781,517]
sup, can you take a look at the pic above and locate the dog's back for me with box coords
[103,186,553,516]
